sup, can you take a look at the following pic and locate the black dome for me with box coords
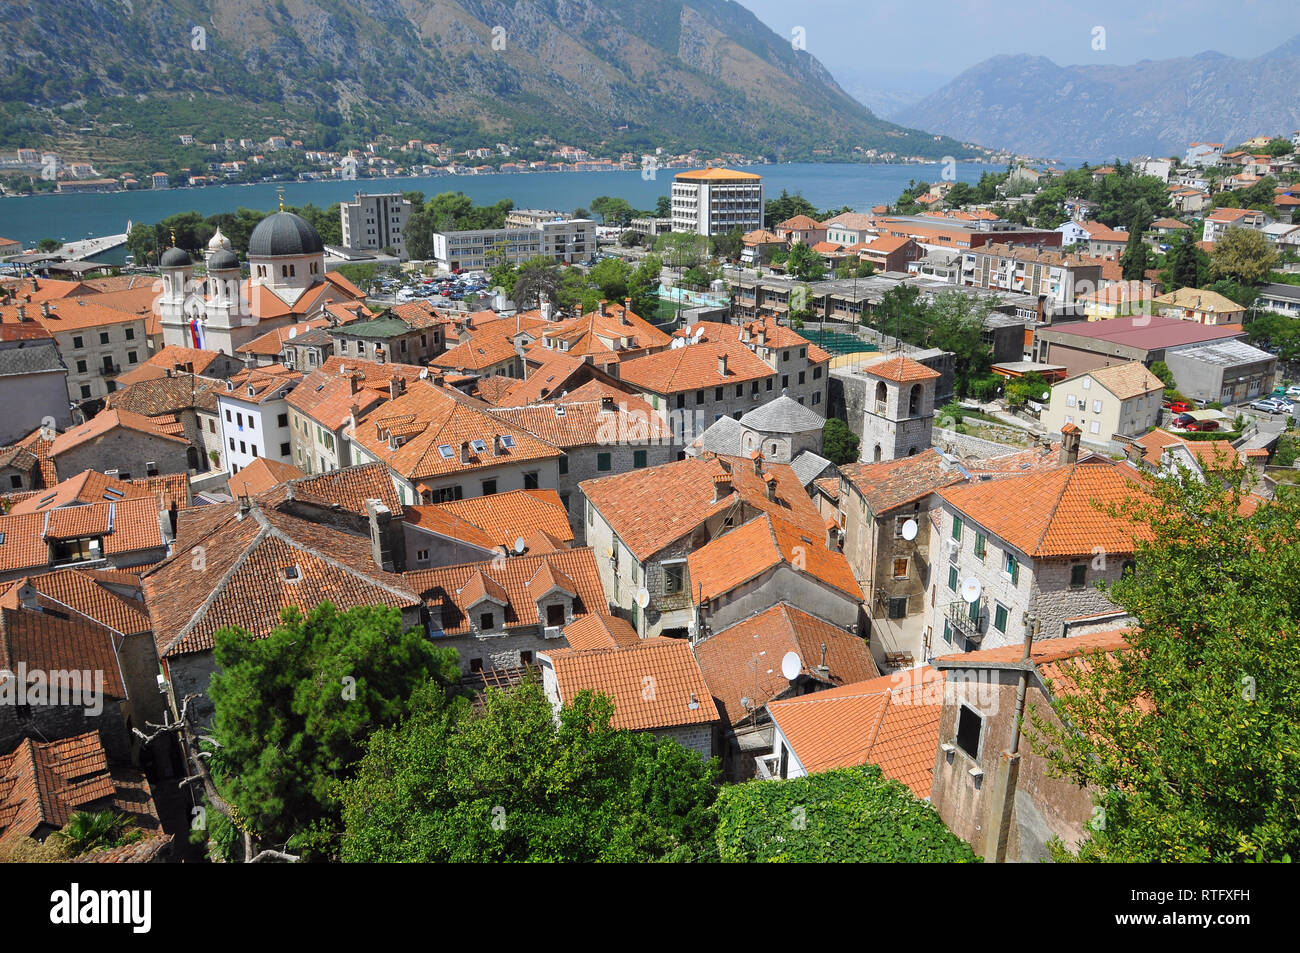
[248,211,325,258]
[160,246,191,267]
[209,248,239,271]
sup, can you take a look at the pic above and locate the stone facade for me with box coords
[860,371,936,463]
[54,428,192,481]
[559,440,679,544]
[654,722,716,759]
[699,565,860,637]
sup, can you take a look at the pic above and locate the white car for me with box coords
[1287,385,1300,398]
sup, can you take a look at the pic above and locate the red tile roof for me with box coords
[404,547,606,638]
[49,409,190,457]
[228,457,306,497]
[839,448,966,514]
[562,613,642,651]
[0,607,127,701]
[542,638,719,731]
[0,568,150,636]
[489,394,670,448]
[768,665,944,796]
[693,603,879,725]
[436,489,573,547]
[861,355,940,383]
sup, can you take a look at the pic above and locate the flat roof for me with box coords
[1166,339,1275,367]
[1038,315,1245,351]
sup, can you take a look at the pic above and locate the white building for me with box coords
[430,219,594,271]
[1040,362,1164,449]
[217,365,302,478]
[340,191,413,260]
[671,168,764,237]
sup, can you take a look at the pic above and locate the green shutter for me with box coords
[952,515,963,540]
[975,533,986,558]
[1008,554,1019,585]
[994,604,1007,632]
[948,566,958,591]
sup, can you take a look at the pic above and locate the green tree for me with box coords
[339,682,720,862]
[589,257,632,299]
[36,237,60,252]
[51,810,137,856]
[786,241,826,282]
[1004,372,1049,406]
[713,765,978,862]
[823,417,860,465]
[923,291,994,395]
[590,195,634,225]
[512,256,562,310]
[1119,211,1152,281]
[710,227,744,262]
[1211,227,1279,284]
[626,254,662,321]
[207,602,460,860]
[654,195,672,218]
[1028,466,1300,862]
[764,189,818,229]
[1167,230,1206,289]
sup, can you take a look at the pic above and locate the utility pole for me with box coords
[983,610,1039,863]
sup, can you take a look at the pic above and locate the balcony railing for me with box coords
[99,362,121,376]
[755,753,781,780]
[947,601,984,643]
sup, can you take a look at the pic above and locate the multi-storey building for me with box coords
[671,169,764,237]
[216,364,302,477]
[430,219,594,271]
[961,243,1102,313]
[340,191,413,259]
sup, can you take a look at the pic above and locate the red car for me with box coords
[1184,420,1219,432]
[1168,401,1192,414]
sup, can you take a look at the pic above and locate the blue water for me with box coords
[0,161,995,250]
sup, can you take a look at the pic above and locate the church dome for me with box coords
[208,248,239,271]
[248,211,325,258]
[208,227,232,251]
[160,246,191,267]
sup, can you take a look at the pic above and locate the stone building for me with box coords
[858,355,940,463]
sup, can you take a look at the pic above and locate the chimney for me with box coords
[366,498,396,571]
[712,472,732,501]
[349,375,361,395]
[827,523,840,551]
[1124,440,1143,466]
[15,305,25,322]
[168,501,179,537]
[17,583,39,611]
[388,375,405,400]
[742,324,752,343]
[717,353,728,377]
[460,440,471,463]
[814,643,830,679]
[1060,424,1081,465]
[765,472,778,501]
[752,450,763,475]
[541,298,554,322]
[40,301,50,318]
[623,297,632,316]
[599,299,608,316]
[237,493,251,517]
[756,329,766,348]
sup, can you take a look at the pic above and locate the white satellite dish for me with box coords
[901,518,918,541]
[1041,390,1050,401]
[513,536,526,554]
[780,651,801,681]
[288,326,298,339]
[636,587,650,609]
[960,577,982,604]
[693,325,704,338]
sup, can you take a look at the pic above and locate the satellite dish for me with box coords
[693,326,704,338]
[781,651,802,681]
[636,587,650,609]
[513,536,526,554]
[288,326,298,339]
[960,577,982,604]
[901,518,918,541]
[1041,390,1050,401]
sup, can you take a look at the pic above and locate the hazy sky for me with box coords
[737,0,1300,93]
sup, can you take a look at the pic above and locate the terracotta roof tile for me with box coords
[0,733,134,848]
[861,355,940,383]
[768,665,944,797]
[840,448,966,514]
[490,394,670,448]
[228,457,305,497]
[542,638,719,730]
[0,607,127,701]
[50,409,190,457]
[435,489,573,547]
[694,603,879,725]
[0,568,150,635]
[562,613,641,650]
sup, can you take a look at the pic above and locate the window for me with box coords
[469,658,483,673]
[888,596,907,619]
[634,449,647,468]
[948,566,958,591]
[715,387,723,400]
[10,475,23,489]
[434,485,463,503]
[558,457,568,475]
[1082,378,1092,390]
[72,336,84,349]
[892,557,909,579]
[248,417,255,430]
[813,366,822,379]
[229,438,235,451]
[146,461,158,476]
[812,393,821,405]
[225,409,232,422]
[251,444,258,457]
[675,393,685,409]
[798,371,806,385]
[1070,564,1087,589]
[695,390,704,405]
[1092,399,1102,414]
[664,562,685,594]
[597,452,611,471]
[239,441,246,454]
[974,532,986,559]
[125,328,134,340]
[76,360,87,374]
[523,471,539,490]
[482,479,497,495]
[955,706,982,759]
[1066,394,1076,407]
[942,619,952,644]
[1005,552,1019,585]
[280,442,290,456]
[766,378,773,391]
[782,374,789,389]
[993,603,1008,633]
[520,650,534,665]
[951,515,962,541]
[127,351,138,364]
[278,413,288,428]
[1089,420,1100,434]
[99,332,109,345]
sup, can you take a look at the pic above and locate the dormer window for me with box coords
[480,612,495,631]
[283,565,301,581]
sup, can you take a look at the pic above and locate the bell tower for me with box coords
[859,355,940,462]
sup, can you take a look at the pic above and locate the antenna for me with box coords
[780,651,801,681]
[901,518,918,541]
[960,577,983,604]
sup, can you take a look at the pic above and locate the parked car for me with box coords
[1168,401,1192,414]
[1185,420,1219,432]
[1287,385,1300,398]
[1173,413,1195,427]
[1250,397,1294,415]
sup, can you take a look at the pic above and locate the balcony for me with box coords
[99,362,121,377]
[947,601,984,643]
[754,753,781,780]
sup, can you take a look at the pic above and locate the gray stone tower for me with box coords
[859,355,939,462]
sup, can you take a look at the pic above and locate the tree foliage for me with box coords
[339,682,720,862]
[1211,227,1279,284]
[207,602,460,860]
[1028,466,1300,862]
[713,765,979,862]
[785,241,826,282]
[823,417,860,465]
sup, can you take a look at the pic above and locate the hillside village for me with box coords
[0,131,1297,866]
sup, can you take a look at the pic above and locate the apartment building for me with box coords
[1203,208,1272,244]
[1041,362,1164,448]
[430,219,594,271]
[216,364,303,477]
[340,191,413,259]
[961,244,1102,313]
[671,168,764,237]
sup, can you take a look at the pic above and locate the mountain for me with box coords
[0,0,972,166]
[897,37,1300,160]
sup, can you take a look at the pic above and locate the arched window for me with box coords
[874,444,882,462]
[874,381,887,404]
[908,383,922,416]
